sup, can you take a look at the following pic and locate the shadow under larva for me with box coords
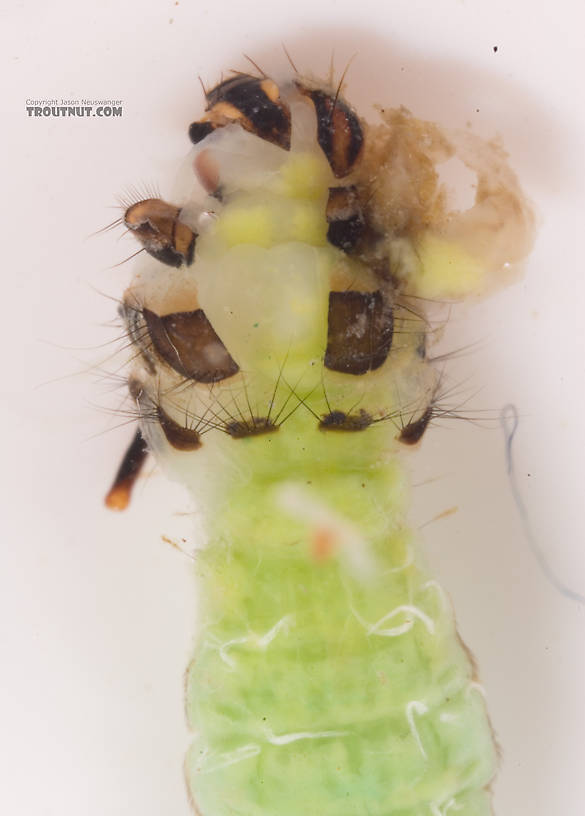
[102,60,533,815]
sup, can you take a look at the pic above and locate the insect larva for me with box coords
[105,64,533,814]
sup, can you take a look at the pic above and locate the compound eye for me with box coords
[143,308,239,383]
[324,291,393,375]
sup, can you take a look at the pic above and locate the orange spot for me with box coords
[104,484,130,511]
[311,526,336,561]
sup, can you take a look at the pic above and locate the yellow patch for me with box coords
[279,153,331,200]
[414,233,484,299]
[217,205,274,247]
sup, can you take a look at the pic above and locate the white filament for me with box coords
[421,579,449,610]
[430,799,462,816]
[263,726,349,745]
[198,744,261,774]
[466,681,487,699]
[217,615,295,668]
[351,604,435,637]
[405,700,429,759]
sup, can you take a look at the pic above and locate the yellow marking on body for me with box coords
[260,78,280,102]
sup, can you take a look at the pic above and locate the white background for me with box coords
[2,1,585,814]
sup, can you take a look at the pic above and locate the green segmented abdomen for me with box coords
[110,67,533,815]
[185,453,495,816]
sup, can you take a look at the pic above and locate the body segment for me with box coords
[185,430,496,816]
[107,69,533,814]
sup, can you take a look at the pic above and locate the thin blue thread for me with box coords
[500,403,585,606]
